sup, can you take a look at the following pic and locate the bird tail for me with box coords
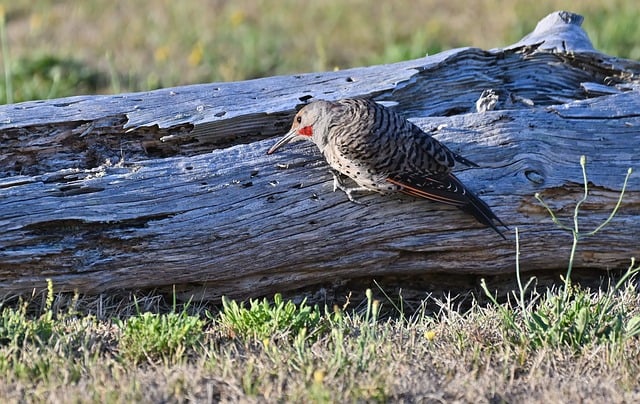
[387,173,507,239]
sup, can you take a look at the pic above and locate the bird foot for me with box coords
[330,171,370,205]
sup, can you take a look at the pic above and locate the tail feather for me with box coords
[387,173,507,239]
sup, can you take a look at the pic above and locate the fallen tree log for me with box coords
[0,11,638,302]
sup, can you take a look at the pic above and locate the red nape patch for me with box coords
[298,126,313,136]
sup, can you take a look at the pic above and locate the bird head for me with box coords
[267,101,333,154]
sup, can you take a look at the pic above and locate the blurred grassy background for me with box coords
[1,0,639,104]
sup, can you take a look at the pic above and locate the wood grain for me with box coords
[1,11,638,301]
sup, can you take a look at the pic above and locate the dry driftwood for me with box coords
[1,11,639,301]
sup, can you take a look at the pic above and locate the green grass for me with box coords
[0,282,638,401]
[117,297,204,365]
[1,1,640,104]
[216,293,323,342]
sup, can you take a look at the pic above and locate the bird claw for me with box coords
[331,171,343,193]
[330,171,368,205]
[343,189,367,205]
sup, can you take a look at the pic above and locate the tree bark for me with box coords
[1,11,638,301]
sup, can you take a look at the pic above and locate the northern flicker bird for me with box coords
[267,98,507,239]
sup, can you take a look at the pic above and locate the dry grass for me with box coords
[1,285,639,402]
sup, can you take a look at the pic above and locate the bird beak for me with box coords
[266,128,298,155]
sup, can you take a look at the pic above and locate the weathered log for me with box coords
[0,11,638,301]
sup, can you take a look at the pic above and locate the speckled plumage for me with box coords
[267,98,506,238]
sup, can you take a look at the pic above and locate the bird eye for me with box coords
[296,116,302,123]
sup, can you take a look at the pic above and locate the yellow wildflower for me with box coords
[425,330,436,341]
[229,10,245,27]
[188,43,204,67]
[154,46,170,63]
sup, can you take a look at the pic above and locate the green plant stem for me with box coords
[0,9,13,104]
[563,156,589,290]
[565,165,633,295]
[536,157,634,297]
[572,155,590,236]
[515,227,525,312]
[587,167,633,236]
[564,230,579,296]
